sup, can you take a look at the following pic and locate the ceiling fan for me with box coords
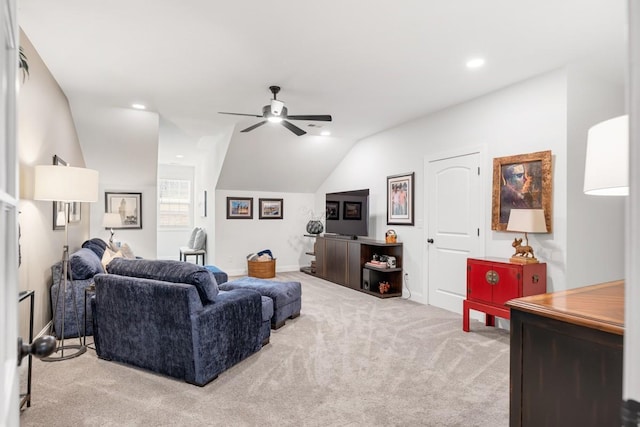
[219,86,332,136]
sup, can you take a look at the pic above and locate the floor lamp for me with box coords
[34,164,99,361]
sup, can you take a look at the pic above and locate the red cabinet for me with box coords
[463,257,546,332]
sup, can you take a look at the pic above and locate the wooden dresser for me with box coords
[507,280,624,426]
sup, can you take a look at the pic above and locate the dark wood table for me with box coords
[507,280,624,426]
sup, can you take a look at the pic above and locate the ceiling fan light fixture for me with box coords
[271,99,285,116]
[219,86,332,136]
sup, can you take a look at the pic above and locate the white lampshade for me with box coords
[584,115,629,196]
[102,212,122,228]
[34,165,99,202]
[506,209,547,233]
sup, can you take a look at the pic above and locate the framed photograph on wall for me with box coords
[259,198,283,219]
[226,197,253,219]
[52,155,81,229]
[343,201,362,220]
[491,150,552,231]
[325,201,339,220]
[387,172,414,225]
[105,192,143,229]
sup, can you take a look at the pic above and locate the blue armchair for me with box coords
[92,259,265,386]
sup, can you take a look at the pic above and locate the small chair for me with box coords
[179,228,206,265]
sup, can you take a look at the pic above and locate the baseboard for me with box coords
[35,321,53,340]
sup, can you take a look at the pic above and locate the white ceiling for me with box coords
[18,0,627,192]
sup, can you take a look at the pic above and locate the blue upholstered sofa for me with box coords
[92,258,270,386]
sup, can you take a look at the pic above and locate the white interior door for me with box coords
[426,150,483,314]
[0,0,19,424]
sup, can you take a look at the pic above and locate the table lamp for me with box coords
[34,164,99,361]
[102,212,122,248]
[506,208,547,264]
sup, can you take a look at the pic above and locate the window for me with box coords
[158,179,191,228]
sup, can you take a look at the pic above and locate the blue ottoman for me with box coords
[259,296,274,344]
[220,277,301,329]
[204,265,228,285]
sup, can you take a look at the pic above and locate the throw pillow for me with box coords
[120,243,136,259]
[69,248,104,280]
[81,238,108,259]
[106,258,219,303]
[187,227,200,249]
[101,248,124,271]
[193,229,206,250]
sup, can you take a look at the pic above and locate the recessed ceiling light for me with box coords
[132,103,146,110]
[176,154,184,159]
[321,131,331,136]
[466,58,485,69]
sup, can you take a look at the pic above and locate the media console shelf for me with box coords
[302,235,403,299]
[300,234,318,275]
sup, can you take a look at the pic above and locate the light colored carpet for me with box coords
[20,271,510,426]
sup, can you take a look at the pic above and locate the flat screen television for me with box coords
[325,189,369,238]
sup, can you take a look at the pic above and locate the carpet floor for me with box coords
[20,271,510,426]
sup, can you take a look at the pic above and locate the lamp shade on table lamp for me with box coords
[584,115,629,196]
[102,213,122,228]
[34,165,99,202]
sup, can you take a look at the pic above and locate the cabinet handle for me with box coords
[532,274,539,283]
[485,270,499,285]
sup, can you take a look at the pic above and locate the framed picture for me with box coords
[226,197,253,219]
[105,192,142,229]
[259,198,283,219]
[387,172,414,225]
[52,155,81,229]
[325,201,339,220]
[343,201,362,220]
[491,150,552,232]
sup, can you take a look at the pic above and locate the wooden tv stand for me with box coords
[302,235,403,298]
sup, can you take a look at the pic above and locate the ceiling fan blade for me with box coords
[286,114,332,122]
[281,120,306,136]
[240,121,267,132]
[219,112,263,118]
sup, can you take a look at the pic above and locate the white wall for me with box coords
[17,30,90,334]
[215,190,315,276]
[566,68,625,287]
[316,67,623,308]
[72,103,159,259]
[199,126,236,264]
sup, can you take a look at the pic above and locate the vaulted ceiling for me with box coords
[18,1,626,192]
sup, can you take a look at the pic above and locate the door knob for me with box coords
[17,335,56,366]
[427,238,434,244]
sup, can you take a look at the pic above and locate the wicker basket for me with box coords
[247,259,276,278]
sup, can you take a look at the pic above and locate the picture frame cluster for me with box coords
[325,200,362,220]
[226,197,283,220]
